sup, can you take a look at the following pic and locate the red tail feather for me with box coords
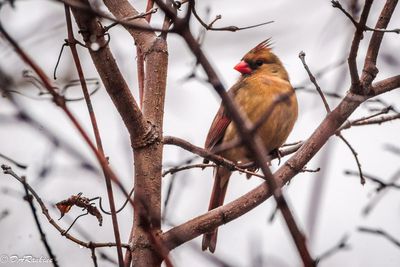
[202,166,231,253]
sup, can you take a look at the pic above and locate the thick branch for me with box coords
[102,0,156,54]
[361,0,399,92]
[98,0,169,266]
[71,1,151,147]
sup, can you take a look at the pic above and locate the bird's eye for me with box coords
[255,60,264,66]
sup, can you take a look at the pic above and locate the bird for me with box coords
[202,39,298,253]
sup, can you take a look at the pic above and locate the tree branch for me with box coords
[361,0,399,93]
[1,164,130,250]
[64,5,124,265]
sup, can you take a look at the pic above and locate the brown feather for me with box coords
[202,39,298,253]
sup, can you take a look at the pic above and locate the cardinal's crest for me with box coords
[250,38,273,53]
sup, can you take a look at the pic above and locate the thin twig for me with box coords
[315,235,350,264]
[15,171,59,267]
[358,227,400,248]
[89,244,98,267]
[163,136,303,172]
[93,186,135,215]
[162,162,268,180]
[299,51,331,113]
[190,1,273,32]
[332,1,400,34]
[339,112,400,131]
[345,170,400,191]
[0,153,27,169]
[301,167,321,173]
[337,133,365,185]
[103,8,158,32]
[162,163,214,177]
[362,169,400,215]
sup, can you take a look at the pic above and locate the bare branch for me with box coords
[361,0,399,92]
[1,164,130,249]
[315,235,350,264]
[362,169,400,215]
[190,1,273,32]
[358,227,400,248]
[337,134,365,185]
[299,51,331,113]
[0,153,27,169]
[103,7,158,32]
[345,170,400,191]
[332,0,400,34]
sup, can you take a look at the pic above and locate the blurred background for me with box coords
[0,0,400,266]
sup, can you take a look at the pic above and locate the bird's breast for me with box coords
[221,76,298,163]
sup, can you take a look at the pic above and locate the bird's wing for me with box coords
[204,80,245,150]
[204,105,231,150]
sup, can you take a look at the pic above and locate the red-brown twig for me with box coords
[64,6,124,266]
[163,136,303,170]
[162,162,268,180]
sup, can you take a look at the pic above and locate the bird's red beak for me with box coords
[234,61,252,74]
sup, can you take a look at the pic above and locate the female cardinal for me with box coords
[202,39,298,253]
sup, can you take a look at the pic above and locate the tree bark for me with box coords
[71,1,168,266]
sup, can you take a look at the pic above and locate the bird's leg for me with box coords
[270,148,282,165]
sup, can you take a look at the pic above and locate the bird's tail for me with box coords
[202,166,231,253]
